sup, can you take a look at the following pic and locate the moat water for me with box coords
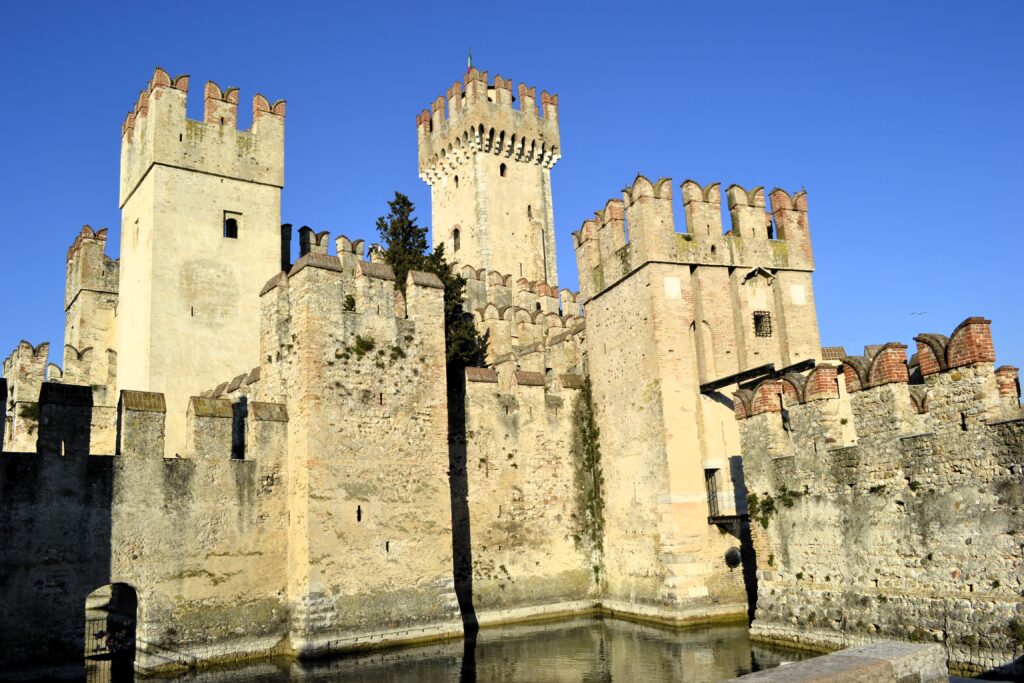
[148,617,816,682]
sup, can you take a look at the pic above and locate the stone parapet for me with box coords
[417,67,560,183]
[119,67,285,207]
[573,175,815,303]
[736,315,1024,678]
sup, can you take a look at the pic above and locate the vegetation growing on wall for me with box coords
[570,377,605,565]
[748,485,804,528]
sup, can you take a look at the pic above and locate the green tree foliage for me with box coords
[376,192,487,368]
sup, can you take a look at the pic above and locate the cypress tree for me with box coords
[376,192,487,368]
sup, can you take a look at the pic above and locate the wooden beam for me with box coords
[700,363,775,394]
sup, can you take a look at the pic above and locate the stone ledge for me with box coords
[725,641,946,682]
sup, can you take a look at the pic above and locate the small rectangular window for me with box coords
[223,211,242,239]
[705,469,720,517]
[754,311,772,337]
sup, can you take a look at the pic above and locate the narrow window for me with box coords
[527,204,532,218]
[454,175,459,188]
[453,228,461,252]
[960,412,968,431]
[356,505,362,522]
[385,541,390,553]
[379,392,383,405]
[753,311,772,337]
[535,302,541,312]
[223,211,241,239]
[705,469,720,517]
[179,133,183,142]
[231,397,248,460]
[500,163,507,177]
[220,116,225,125]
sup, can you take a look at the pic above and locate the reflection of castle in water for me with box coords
[137,618,811,683]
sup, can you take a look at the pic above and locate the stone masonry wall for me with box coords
[735,317,1024,678]
[257,249,461,656]
[462,363,596,622]
[0,389,290,675]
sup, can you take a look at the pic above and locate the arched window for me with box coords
[499,163,507,177]
[454,175,459,188]
[223,212,241,239]
[453,228,461,252]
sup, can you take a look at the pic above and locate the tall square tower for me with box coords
[118,68,285,454]
[418,68,560,286]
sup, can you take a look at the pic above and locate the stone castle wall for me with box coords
[0,390,290,673]
[0,232,463,674]
[3,61,1022,680]
[462,362,596,622]
[734,317,1024,678]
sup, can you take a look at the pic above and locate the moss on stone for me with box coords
[570,377,605,559]
[770,240,789,267]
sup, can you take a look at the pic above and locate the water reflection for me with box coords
[150,617,813,682]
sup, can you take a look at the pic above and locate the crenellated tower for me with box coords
[417,67,561,286]
[571,174,821,624]
[118,67,286,455]
[64,225,120,452]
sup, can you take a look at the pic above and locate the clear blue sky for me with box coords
[2,1,1021,369]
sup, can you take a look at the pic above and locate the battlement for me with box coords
[256,229,446,401]
[453,261,583,369]
[417,67,560,183]
[459,262,578,316]
[572,175,814,302]
[64,225,118,310]
[734,316,1020,433]
[2,341,50,405]
[119,67,285,206]
[736,319,1024,674]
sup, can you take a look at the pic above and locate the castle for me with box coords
[0,65,1020,678]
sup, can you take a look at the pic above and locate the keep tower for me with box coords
[417,67,561,286]
[118,67,286,454]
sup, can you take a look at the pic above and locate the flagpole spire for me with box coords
[467,48,473,73]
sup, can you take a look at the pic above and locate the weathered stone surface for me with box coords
[737,319,1024,678]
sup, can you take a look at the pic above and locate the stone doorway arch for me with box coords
[84,583,137,682]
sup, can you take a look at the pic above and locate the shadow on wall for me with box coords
[446,367,478,637]
[0,385,122,679]
[729,455,759,624]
